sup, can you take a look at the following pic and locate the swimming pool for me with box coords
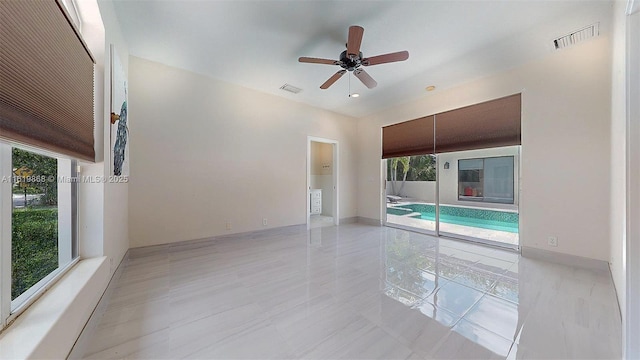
[387,203,519,233]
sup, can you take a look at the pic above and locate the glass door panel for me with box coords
[385,154,437,233]
[436,146,520,248]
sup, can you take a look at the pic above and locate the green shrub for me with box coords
[12,209,58,299]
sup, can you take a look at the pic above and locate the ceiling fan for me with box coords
[299,25,409,90]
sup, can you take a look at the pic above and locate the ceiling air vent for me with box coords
[553,23,599,50]
[279,84,302,94]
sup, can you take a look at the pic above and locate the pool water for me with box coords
[387,203,519,233]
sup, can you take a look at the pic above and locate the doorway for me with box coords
[307,137,338,229]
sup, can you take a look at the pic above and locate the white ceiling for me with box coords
[112,0,612,118]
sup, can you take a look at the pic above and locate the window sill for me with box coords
[0,257,109,359]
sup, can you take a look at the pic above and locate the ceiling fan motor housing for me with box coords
[339,50,363,71]
[298,25,408,89]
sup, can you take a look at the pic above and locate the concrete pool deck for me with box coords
[386,201,519,247]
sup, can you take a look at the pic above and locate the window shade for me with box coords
[382,94,521,158]
[0,0,96,162]
[435,94,521,154]
[382,116,434,158]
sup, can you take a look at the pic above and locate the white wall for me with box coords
[609,0,628,325]
[128,57,358,247]
[358,35,612,261]
[75,0,130,273]
[97,0,129,275]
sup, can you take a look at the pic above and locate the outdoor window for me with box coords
[0,143,77,327]
[458,156,514,204]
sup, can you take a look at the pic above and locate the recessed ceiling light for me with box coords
[426,86,436,92]
[349,93,360,98]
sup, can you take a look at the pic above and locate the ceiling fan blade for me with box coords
[354,68,377,89]
[346,25,364,58]
[362,51,409,66]
[320,70,347,89]
[299,57,340,65]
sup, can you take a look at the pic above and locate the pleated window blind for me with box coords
[434,94,521,154]
[381,116,434,158]
[382,94,521,158]
[0,0,96,161]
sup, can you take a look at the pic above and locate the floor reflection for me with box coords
[380,228,620,359]
[383,230,521,357]
[83,224,621,359]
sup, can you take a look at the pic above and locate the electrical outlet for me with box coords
[548,236,558,247]
[263,218,268,226]
[225,221,231,230]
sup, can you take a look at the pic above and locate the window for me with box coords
[0,144,77,327]
[458,156,514,204]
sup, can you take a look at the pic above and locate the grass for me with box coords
[12,208,58,299]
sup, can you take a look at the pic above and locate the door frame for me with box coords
[625,2,640,358]
[307,136,339,228]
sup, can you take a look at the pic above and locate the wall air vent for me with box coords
[553,23,599,50]
[279,84,303,94]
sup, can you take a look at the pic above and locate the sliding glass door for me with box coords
[384,147,519,249]
[382,94,522,249]
[436,147,520,248]
[385,154,437,233]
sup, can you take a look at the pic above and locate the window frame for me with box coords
[0,142,79,328]
[457,155,515,204]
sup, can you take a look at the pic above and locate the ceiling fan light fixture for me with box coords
[298,25,409,90]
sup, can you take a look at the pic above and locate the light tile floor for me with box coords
[310,215,334,229]
[83,223,621,359]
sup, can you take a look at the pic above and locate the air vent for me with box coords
[279,84,302,94]
[553,23,599,50]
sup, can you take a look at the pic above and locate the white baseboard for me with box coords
[339,216,358,224]
[521,246,609,271]
[357,217,383,226]
[129,224,309,256]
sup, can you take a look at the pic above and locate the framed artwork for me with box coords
[110,44,129,177]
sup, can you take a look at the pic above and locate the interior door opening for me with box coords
[307,137,338,229]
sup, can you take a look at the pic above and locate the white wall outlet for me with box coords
[548,236,558,247]
[263,218,268,226]
[225,221,231,230]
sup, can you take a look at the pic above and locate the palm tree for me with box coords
[408,155,436,181]
[389,156,410,195]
